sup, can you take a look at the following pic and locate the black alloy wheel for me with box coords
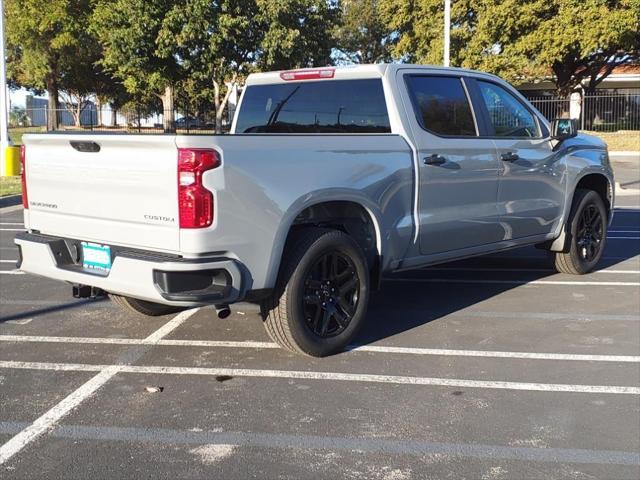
[576,203,604,262]
[302,251,360,338]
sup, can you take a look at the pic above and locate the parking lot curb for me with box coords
[0,195,22,209]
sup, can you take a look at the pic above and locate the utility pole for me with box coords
[0,0,9,151]
[444,0,451,67]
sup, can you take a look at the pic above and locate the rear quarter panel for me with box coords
[175,135,414,291]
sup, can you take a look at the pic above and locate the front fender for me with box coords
[548,140,613,251]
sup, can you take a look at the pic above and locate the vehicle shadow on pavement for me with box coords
[0,298,108,324]
[356,212,640,346]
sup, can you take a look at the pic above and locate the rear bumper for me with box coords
[14,232,244,307]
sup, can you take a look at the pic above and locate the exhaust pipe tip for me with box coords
[215,304,231,319]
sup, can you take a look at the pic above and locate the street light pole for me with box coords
[444,0,451,67]
[0,0,10,152]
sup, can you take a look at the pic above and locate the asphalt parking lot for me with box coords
[1,155,639,479]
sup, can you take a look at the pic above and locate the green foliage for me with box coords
[257,0,337,70]
[333,0,392,63]
[7,0,638,125]
[5,0,89,91]
[9,106,29,127]
[91,0,181,103]
[380,0,639,95]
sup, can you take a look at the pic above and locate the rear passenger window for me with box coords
[235,79,390,133]
[405,76,476,136]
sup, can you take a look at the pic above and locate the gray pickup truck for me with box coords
[17,64,614,356]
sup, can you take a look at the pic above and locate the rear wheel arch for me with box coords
[270,199,383,291]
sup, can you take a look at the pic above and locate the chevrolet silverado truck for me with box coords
[16,64,614,356]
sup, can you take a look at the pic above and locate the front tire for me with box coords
[262,228,370,357]
[554,189,608,275]
[110,294,184,317]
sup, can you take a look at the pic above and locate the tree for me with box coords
[256,0,338,71]
[333,0,393,64]
[379,0,478,66]
[161,0,338,133]
[464,0,640,96]
[5,0,94,130]
[9,106,29,127]
[91,0,183,132]
[381,0,640,96]
[159,0,262,133]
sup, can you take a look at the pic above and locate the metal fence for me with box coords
[13,108,231,134]
[528,90,640,132]
[525,96,571,123]
[11,92,640,134]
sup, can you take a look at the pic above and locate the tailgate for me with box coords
[22,134,180,252]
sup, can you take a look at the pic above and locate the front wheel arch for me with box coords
[548,173,612,252]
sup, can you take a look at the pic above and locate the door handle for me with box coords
[424,154,447,166]
[501,152,519,162]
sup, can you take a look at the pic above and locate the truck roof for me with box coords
[245,63,502,86]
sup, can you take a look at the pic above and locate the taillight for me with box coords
[20,145,28,209]
[177,148,220,228]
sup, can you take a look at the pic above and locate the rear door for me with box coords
[471,79,565,239]
[399,72,503,255]
[23,134,181,252]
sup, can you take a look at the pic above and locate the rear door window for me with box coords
[235,79,391,133]
[405,76,477,136]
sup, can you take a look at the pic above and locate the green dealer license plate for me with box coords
[81,242,112,273]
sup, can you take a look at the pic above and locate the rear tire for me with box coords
[110,294,184,317]
[554,189,607,275]
[261,228,370,357]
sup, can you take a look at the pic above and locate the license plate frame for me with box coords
[81,242,112,273]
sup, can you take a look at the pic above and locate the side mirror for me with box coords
[551,118,578,141]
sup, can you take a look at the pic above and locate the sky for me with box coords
[10,88,34,108]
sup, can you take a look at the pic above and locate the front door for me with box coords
[473,79,565,239]
[400,73,503,256]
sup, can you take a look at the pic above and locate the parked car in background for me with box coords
[174,116,213,130]
[16,64,613,356]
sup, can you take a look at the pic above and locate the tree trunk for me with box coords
[75,103,82,127]
[110,107,117,127]
[96,98,103,126]
[213,73,238,134]
[46,76,59,131]
[213,80,221,134]
[161,85,175,133]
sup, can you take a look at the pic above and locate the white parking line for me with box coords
[0,260,16,263]
[0,308,201,466]
[0,366,120,466]
[422,267,640,275]
[0,360,638,395]
[607,236,640,240]
[388,278,640,287]
[1,335,638,363]
[0,270,24,275]
[0,223,23,226]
